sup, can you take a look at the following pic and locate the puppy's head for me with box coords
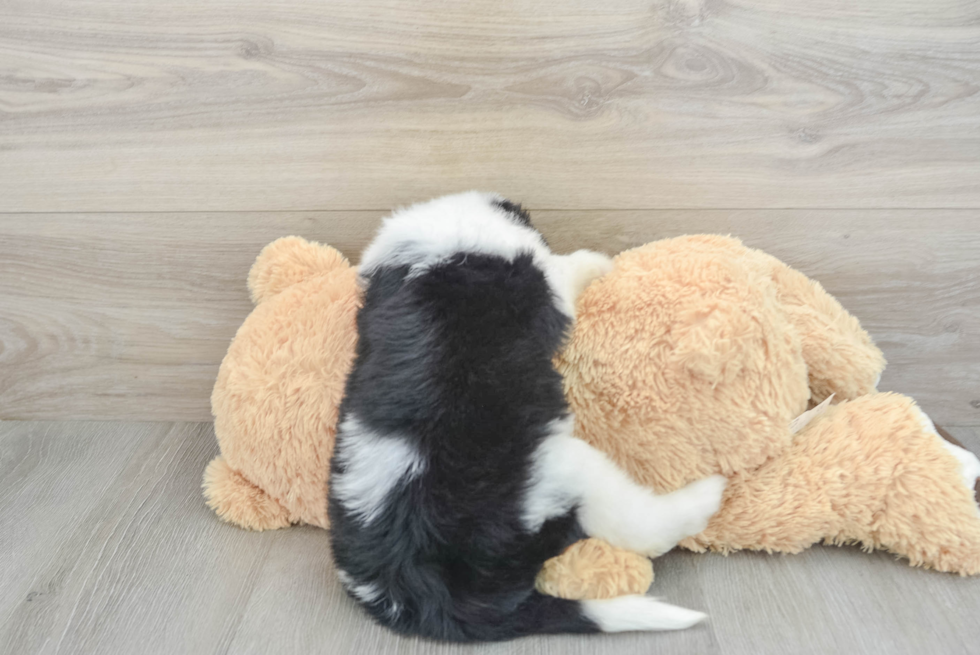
[358,192,549,277]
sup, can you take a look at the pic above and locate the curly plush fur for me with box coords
[205,237,360,531]
[546,235,980,585]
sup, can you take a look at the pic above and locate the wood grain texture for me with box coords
[1,420,978,654]
[2,1,980,211]
[3,211,978,423]
[0,421,273,655]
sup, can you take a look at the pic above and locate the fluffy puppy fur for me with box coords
[328,192,726,642]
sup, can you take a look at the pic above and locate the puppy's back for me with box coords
[329,193,588,641]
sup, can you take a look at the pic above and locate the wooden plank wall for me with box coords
[1,1,978,423]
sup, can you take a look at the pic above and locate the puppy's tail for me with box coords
[448,592,707,641]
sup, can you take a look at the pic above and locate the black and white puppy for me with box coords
[328,192,726,642]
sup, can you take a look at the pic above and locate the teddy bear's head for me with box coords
[557,235,813,493]
[206,237,361,530]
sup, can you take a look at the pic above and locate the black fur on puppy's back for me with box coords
[329,250,600,642]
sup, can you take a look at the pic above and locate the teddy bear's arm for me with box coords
[534,538,654,600]
[760,252,886,402]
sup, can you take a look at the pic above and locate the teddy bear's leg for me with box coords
[202,456,291,531]
[527,422,727,558]
[683,394,980,575]
[760,253,886,402]
[871,404,980,573]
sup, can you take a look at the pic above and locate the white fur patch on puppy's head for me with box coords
[358,191,552,278]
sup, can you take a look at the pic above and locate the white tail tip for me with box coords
[581,595,707,632]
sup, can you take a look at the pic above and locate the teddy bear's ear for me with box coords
[247,236,350,304]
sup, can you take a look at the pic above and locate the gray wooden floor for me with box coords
[2,420,979,655]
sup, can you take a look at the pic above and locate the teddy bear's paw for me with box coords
[202,456,292,530]
[535,538,654,600]
[581,595,707,632]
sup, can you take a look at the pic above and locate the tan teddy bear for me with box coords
[542,235,980,597]
[205,237,359,531]
[204,234,980,603]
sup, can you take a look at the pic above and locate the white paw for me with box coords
[568,249,614,288]
[674,474,727,536]
[629,474,727,558]
[546,250,614,317]
[582,595,707,632]
[650,475,726,555]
